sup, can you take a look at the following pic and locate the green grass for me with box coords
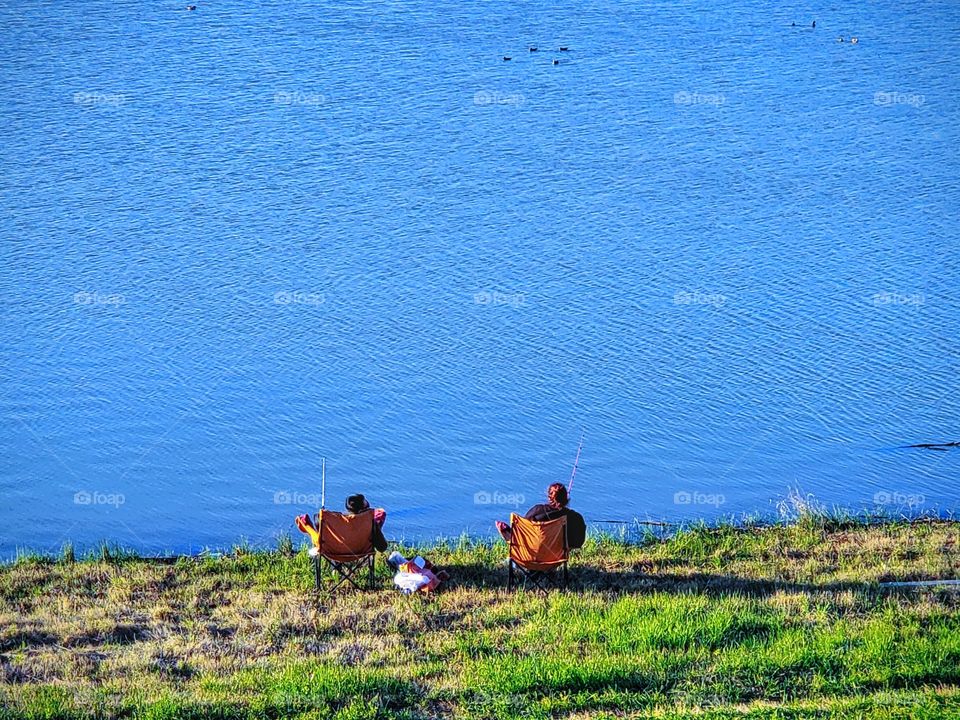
[1,520,959,718]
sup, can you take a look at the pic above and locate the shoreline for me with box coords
[5,514,958,566]
[5,493,954,563]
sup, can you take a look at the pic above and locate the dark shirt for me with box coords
[524,504,586,549]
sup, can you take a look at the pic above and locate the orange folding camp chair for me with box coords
[303,510,377,591]
[507,513,569,591]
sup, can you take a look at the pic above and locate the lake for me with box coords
[1,0,957,556]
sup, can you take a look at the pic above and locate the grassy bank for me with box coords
[2,519,960,719]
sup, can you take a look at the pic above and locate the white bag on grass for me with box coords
[394,571,431,594]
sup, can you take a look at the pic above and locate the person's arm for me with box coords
[372,523,388,552]
[567,510,586,550]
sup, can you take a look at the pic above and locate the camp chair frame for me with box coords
[506,514,570,592]
[508,556,569,592]
[313,552,375,592]
[312,511,378,592]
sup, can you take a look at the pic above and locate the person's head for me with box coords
[345,494,370,514]
[547,482,569,509]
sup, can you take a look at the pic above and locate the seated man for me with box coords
[495,482,586,549]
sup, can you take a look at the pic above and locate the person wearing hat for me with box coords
[345,494,388,551]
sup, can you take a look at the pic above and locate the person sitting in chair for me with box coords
[495,482,586,549]
[345,493,388,551]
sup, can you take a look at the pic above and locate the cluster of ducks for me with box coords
[793,20,859,43]
[503,46,570,65]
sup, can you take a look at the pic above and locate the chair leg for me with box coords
[508,560,514,591]
[563,562,568,589]
[317,556,379,593]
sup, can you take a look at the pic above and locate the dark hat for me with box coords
[345,494,370,513]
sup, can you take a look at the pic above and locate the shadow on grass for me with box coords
[436,560,884,597]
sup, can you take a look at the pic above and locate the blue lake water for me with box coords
[1,0,958,556]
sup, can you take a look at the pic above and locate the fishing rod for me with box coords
[318,457,326,557]
[567,431,584,494]
[305,457,326,587]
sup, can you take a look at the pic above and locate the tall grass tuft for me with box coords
[277,533,294,557]
[13,548,50,566]
[778,487,828,526]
